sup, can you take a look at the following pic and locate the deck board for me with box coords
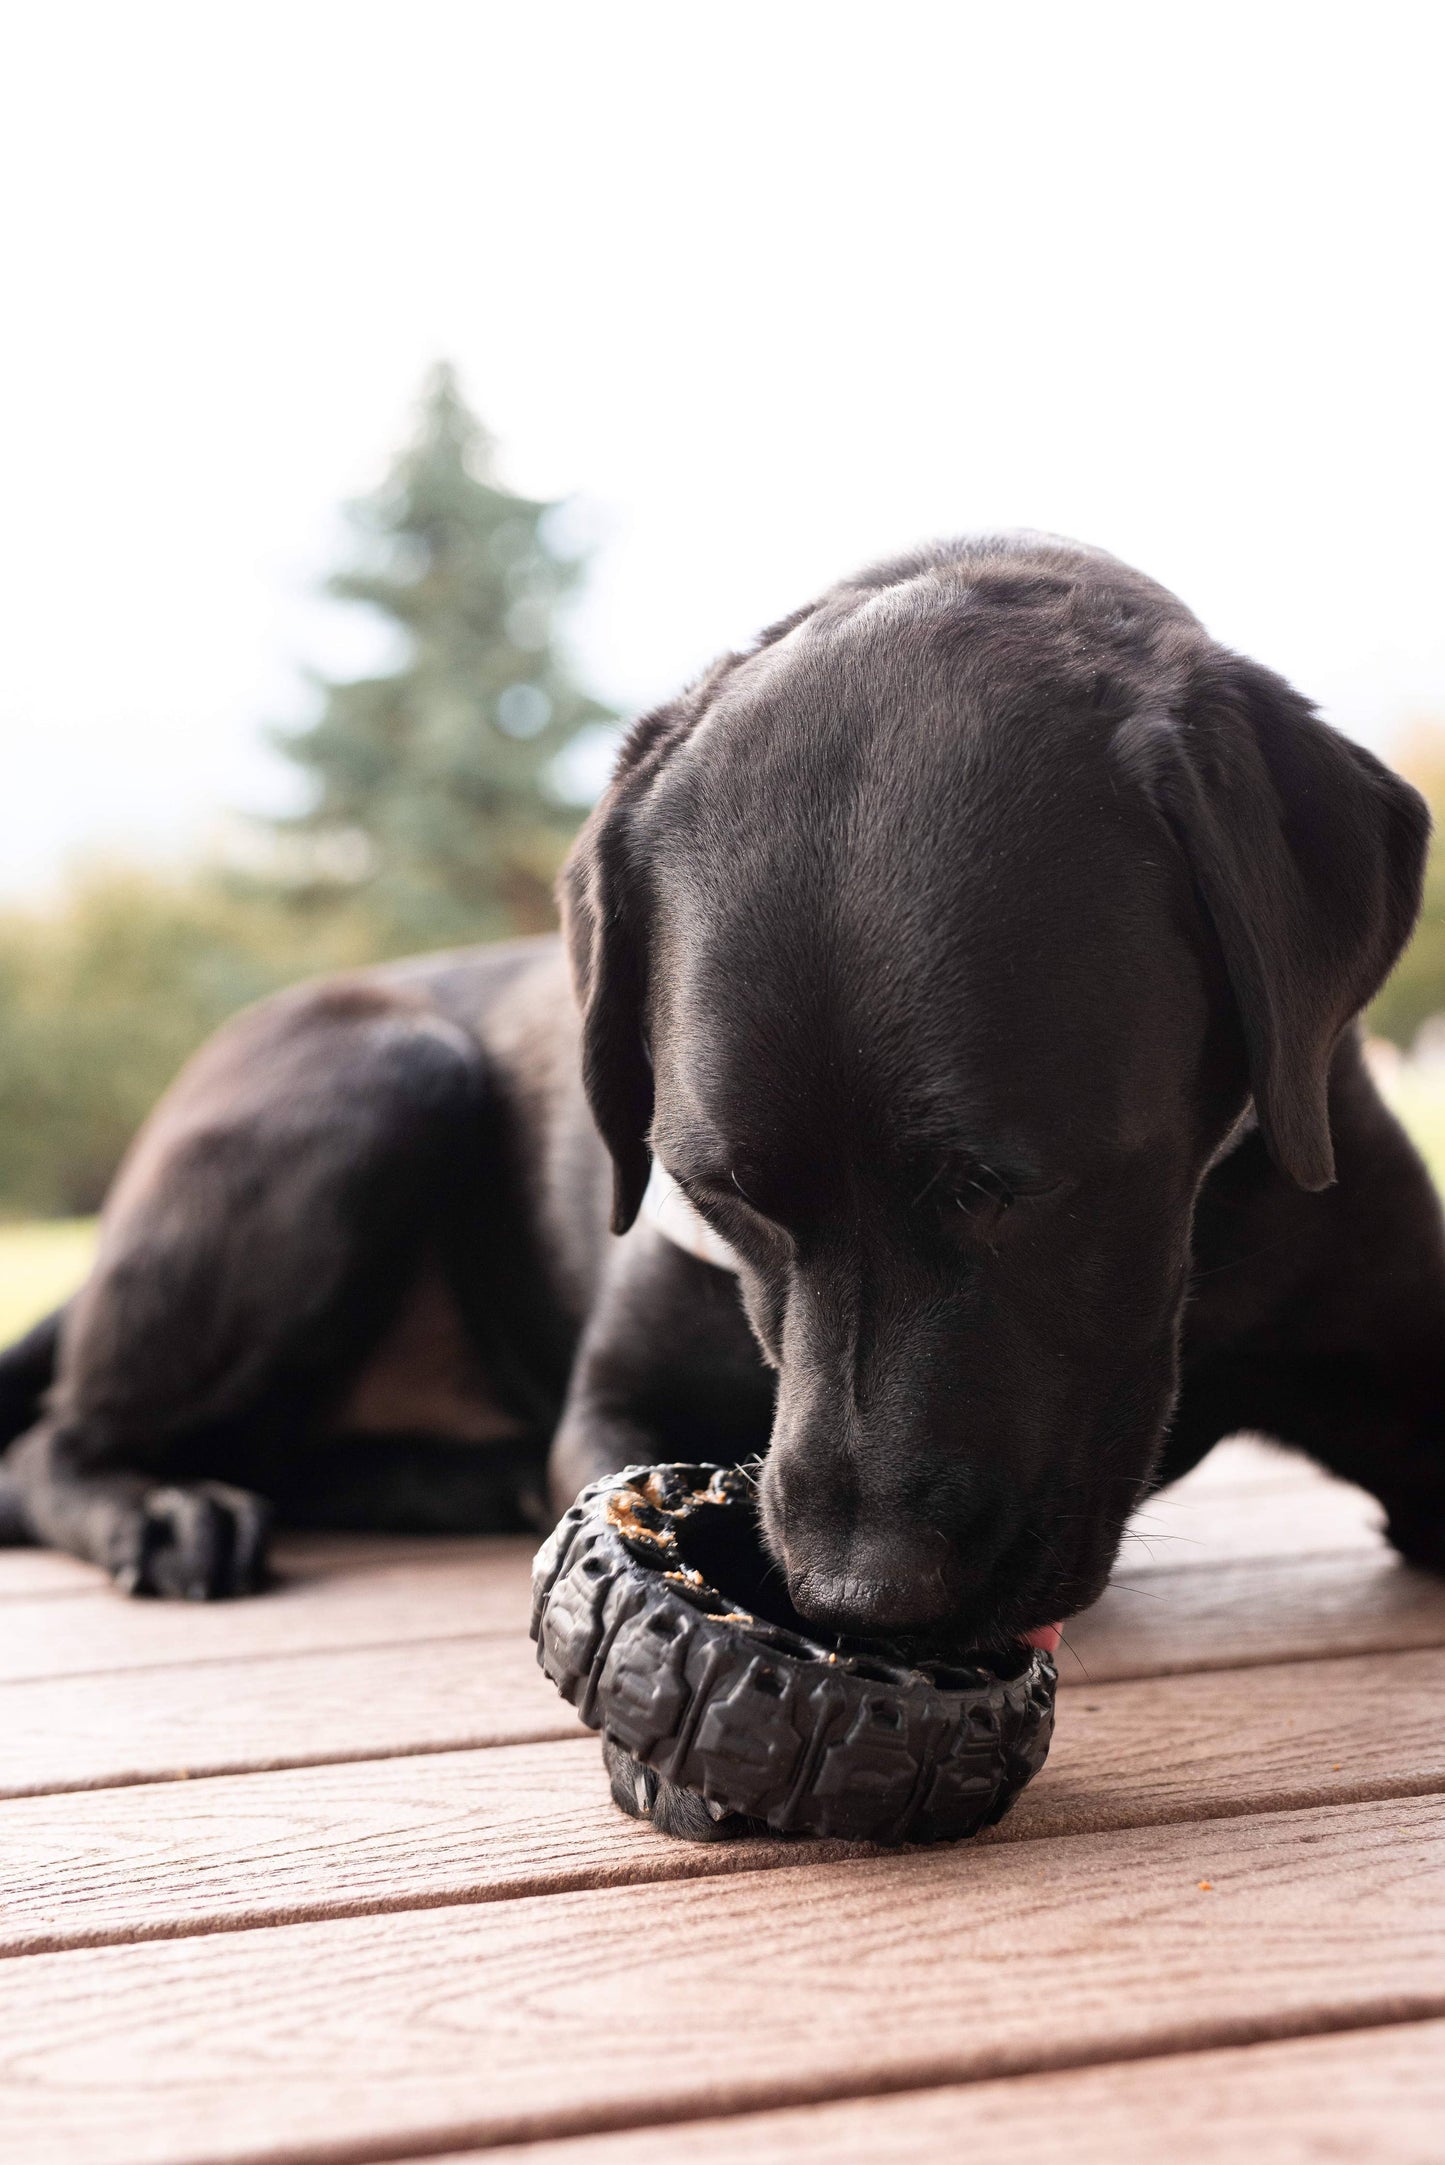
[0,1549,533,1684]
[4,1536,1441,1802]
[1113,1465,1383,1568]
[0,1637,582,1798]
[0,1436,1370,1610]
[0,1437,1436,2162]
[441,2016,1445,2165]
[0,1533,1424,1701]
[2,1645,1442,1955]
[0,1520,1406,1691]
[0,1460,1387,1684]
[1060,1548,1445,1678]
[0,1739,845,1954]
[1,1796,1441,2165]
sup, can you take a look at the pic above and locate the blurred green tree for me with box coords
[0,371,617,1218]
[0,869,375,1214]
[1370,724,1445,1047]
[274,363,614,949]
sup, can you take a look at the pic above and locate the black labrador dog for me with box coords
[2,535,1442,1652]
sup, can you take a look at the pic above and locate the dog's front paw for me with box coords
[109,1482,272,1600]
[601,1735,761,1843]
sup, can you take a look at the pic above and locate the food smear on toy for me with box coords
[602,1487,676,1550]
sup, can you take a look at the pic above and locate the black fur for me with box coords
[3,535,1441,1642]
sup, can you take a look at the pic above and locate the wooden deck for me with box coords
[2,1441,1442,2164]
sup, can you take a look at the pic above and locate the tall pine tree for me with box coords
[276,364,614,948]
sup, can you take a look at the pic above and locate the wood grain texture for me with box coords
[0,1501,1389,1696]
[0,1548,534,1684]
[1062,1550,1445,1680]
[4,1537,1443,1799]
[0,1435,1430,2165]
[0,1530,1412,1696]
[0,1531,531,1603]
[1,1796,1441,2165]
[0,1636,581,1798]
[2,1646,1441,1955]
[0,1462,1400,1706]
[448,2016,1445,2165]
[0,1547,103,1599]
[272,1532,532,1573]
[1114,1467,1383,1572]
[0,1437,1373,1615]
[0,1738,854,1954]
[1002,1644,1445,1840]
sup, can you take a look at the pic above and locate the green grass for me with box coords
[0,1072,1443,1353]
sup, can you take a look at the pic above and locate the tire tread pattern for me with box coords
[532,1466,1055,1846]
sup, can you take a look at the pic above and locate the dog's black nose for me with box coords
[789,1563,957,1637]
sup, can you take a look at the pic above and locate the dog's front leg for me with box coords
[547,1231,774,1518]
[1177,1053,1445,1574]
[7,1418,271,1597]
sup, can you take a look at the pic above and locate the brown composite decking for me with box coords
[0,1441,1441,2164]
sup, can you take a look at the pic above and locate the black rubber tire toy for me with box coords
[531,1463,1056,1846]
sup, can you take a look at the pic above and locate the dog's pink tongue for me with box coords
[1024,1623,1063,1654]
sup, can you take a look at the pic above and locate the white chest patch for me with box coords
[640,1161,743,1274]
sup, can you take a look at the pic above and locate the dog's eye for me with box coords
[945,1166,1015,1224]
[928,1162,1066,1252]
[913,1158,1037,1250]
[680,1171,790,1253]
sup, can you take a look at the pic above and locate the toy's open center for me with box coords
[667,1478,815,1636]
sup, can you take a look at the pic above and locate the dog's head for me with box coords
[561,538,1427,1650]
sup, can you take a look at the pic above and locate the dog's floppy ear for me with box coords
[1135,651,1429,1190]
[559,793,654,1234]
[558,670,745,1234]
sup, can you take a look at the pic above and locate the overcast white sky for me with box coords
[2,1,1442,893]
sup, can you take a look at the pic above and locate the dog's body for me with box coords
[3,536,1443,1645]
